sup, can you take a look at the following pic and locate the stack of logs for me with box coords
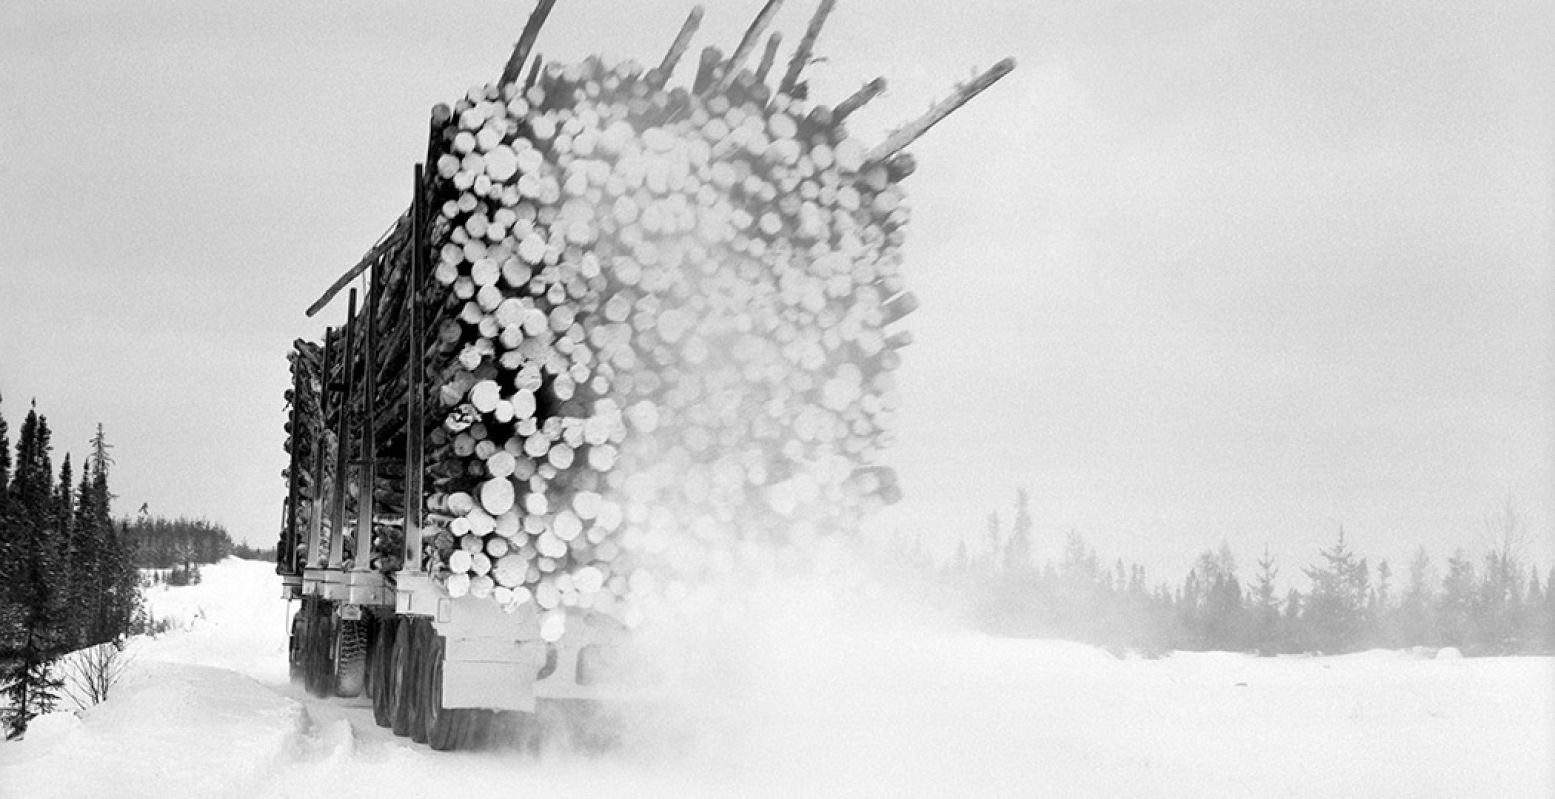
[281,0,1012,639]
[280,339,329,572]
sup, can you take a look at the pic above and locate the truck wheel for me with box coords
[362,615,378,701]
[389,617,416,737]
[423,632,463,751]
[333,618,367,698]
[302,601,326,697]
[308,604,337,698]
[371,616,398,728]
[288,604,306,684]
[409,620,432,744]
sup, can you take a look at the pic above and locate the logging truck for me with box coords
[276,0,1011,752]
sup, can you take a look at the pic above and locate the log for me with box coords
[777,0,836,95]
[655,5,705,85]
[719,0,784,91]
[833,77,885,122]
[754,32,783,85]
[499,0,558,89]
[864,57,1016,166]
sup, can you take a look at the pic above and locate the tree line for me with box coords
[897,490,1554,657]
[123,515,234,585]
[0,399,142,738]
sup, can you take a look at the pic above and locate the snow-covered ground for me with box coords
[2,558,1551,798]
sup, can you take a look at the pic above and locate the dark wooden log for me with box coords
[865,58,1015,165]
[834,77,886,122]
[353,266,380,571]
[654,5,705,86]
[403,164,429,574]
[282,347,305,575]
[306,216,409,318]
[720,0,784,91]
[499,0,558,89]
[304,328,335,568]
[755,32,782,85]
[778,0,836,95]
[525,53,544,90]
[328,291,358,569]
[692,46,723,94]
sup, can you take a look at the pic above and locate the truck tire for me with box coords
[333,618,367,698]
[409,620,432,745]
[314,606,335,693]
[362,615,378,701]
[371,616,398,728]
[302,600,327,697]
[288,604,306,684]
[389,617,416,737]
[423,631,464,751]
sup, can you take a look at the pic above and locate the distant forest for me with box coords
[122,516,234,585]
[893,491,1554,657]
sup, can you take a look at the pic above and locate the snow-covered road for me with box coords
[2,558,1551,798]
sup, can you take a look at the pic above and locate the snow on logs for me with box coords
[291,3,1013,638]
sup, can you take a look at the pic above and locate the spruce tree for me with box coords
[1252,546,1281,655]
[0,395,10,507]
[1369,559,1393,647]
[1,406,66,738]
[83,429,132,644]
[1476,547,1522,653]
[0,396,11,616]
[54,454,89,647]
[1398,546,1436,646]
[1301,528,1370,653]
[1437,549,1477,649]
[1526,570,1550,654]
[1283,587,1304,652]
[1003,489,1034,575]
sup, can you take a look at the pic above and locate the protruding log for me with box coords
[865,57,1016,166]
[499,0,558,88]
[834,77,886,122]
[720,0,784,91]
[655,5,705,84]
[692,46,723,94]
[306,216,408,318]
[755,32,783,85]
[778,0,836,95]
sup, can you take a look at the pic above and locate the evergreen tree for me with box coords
[83,429,134,644]
[1369,559,1394,647]
[1251,546,1281,654]
[984,512,1001,575]
[0,395,10,507]
[1,406,66,738]
[1474,502,1526,653]
[70,468,100,644]
[0,396,11,616]
[1526,570,1551,654]
[1398,546,1436,646]
[1476,548,1522,653]
[53,454,91,647]
[1302,528,1370,653]
[1437,549,1477,648]
[1003,489,1034,575]
[1283,587,1305,652]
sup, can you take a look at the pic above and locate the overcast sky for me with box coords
[1,1,1550,586]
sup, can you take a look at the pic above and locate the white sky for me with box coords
[1,0,1551,587]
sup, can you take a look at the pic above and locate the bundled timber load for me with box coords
[279,338,330,574]
[282,0,1013,639]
